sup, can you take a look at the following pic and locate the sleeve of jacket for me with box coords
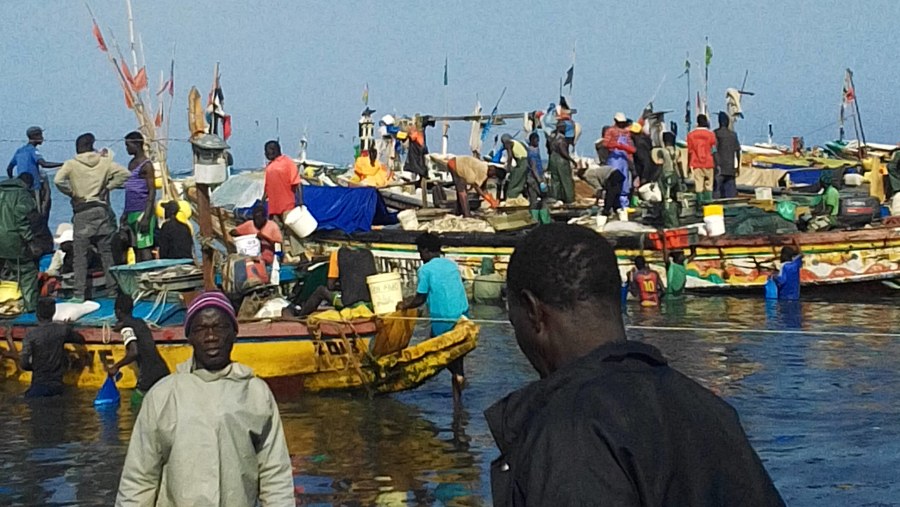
[116,388,165,506]
[54,162,73,196]
[517,415,640,506]
[108,162,132,189]
[256,389,295,506]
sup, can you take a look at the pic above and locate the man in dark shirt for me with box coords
[107,292,170,404]
[156,200,194,260]
[19,298,85,397]
[715,111,742,199]
[487,223,785,506]
[294,246,377,316]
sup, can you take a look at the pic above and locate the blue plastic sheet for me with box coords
[765,278,779,300]
[303,186,397,234]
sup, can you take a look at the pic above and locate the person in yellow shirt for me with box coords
[351,147,390,187]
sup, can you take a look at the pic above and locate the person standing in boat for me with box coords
[397,233,469,404]
[262,140,302,222]
[714,112,741,199]
[687,114,717,205]
[602,113,636,210]
[107,292,170,406]
[54,133,130,303]
[525,132,551,223]
[6,126,61,217]
[156,201,195,260]
[501,134,530,200]
[116,291,294,505]
[121,132,157,262]
[19,298,86,398]
[0,173,43,312]
[546,123,577,205]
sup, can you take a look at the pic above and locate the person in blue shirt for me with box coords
[397,232,469,403]
[6,127,61,216]
[771,246,803,301]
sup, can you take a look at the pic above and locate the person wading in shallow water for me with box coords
[19,298,86,398]
[116,291,293,506]
[486,223,785,506]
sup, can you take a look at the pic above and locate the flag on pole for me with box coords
[705,43,713,66]
[132,67,148,92]
[167,59,174,96]
[154,107,163,128]
[443,57,448,86]
[679,58,691,78]
[121,62,135,89]
[563,64,574,89]
[842,69,855,104]
[92,20,107,52]
[362,83,369,105]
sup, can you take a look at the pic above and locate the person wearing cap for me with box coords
[501,133,530,199]
[107,292,169,406]
[0,172,42,311]
[122,132,157,262]
[602,113,637,210]
[55,133,131,302]
[714,111,741,199]
[116,291,294,505]
[6,127,62,216]
[687,114,718,205]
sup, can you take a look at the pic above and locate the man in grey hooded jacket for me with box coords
[54,133,130,301]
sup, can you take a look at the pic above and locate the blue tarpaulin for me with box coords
[303,186,397,234]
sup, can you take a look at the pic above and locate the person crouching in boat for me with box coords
[629,255,664,307]
[351,146,391,187]
[116,291,294,505]
[436,155,500,217]
[397,233,469,404]
[107,292,170,406]
[292,246,377,317]
[19,298,86,398]
[230,204,282,266]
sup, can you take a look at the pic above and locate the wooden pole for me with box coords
[196,183,216,290]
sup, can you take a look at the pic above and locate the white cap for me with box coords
[614,112,627,123]
[54,223,74,244]
[381,114,395,126]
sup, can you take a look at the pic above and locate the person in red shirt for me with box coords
[262,140,302,220]
[686,114,717,205]
[230,205,283,265]
[628,255,664,306]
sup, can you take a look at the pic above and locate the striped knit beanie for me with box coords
[184,291,238,335]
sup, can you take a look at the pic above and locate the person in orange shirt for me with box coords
[351,147,391,187]
[686,114,717,205]
[230,205,282,265]
[261,140,302,220]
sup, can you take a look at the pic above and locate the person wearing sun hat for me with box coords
[117,291,294,505]
[602,113,637,211]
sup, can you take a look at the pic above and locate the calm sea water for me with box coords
[1,297,899,505]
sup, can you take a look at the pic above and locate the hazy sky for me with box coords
[2,0,898,172]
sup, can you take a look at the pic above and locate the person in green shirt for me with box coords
[666,251,689,297]
[820,172,840,217]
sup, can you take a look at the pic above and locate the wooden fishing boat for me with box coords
[0,299,479,394]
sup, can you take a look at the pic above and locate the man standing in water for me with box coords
[397,233,469,404]
[6,126,61,216]
[121,132,157,262]
[107,292,170,406]
[54,133,130,302]
[19,298,86,398]
[116,291,293,505]
[487,224,785,506]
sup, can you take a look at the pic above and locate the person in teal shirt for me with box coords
[398,232,469,403]
[666,251,689,297]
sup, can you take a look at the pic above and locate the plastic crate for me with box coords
[648,228,697,250]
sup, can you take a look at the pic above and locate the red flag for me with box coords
[132,67,148,92]
[92,21,107,52]
[121,62,135,88]
[223,115,232,140]
[123,86,134,110]
[842,71,855,104]
[154,107,163,128]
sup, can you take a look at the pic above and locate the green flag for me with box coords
[443,57,448,86]
[705,44,713,66]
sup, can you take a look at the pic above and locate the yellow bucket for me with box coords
[703,204,724,217]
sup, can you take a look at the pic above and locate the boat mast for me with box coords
[847,68,867,158]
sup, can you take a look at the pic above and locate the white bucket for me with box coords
[284,205,318,238]
[638,183,662,203]
[704,215,726,237]
[234,234,261,256]
[398,209,419,231]
[366,272,403,315]
[595,214,609,229]
[891,193,900,216]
